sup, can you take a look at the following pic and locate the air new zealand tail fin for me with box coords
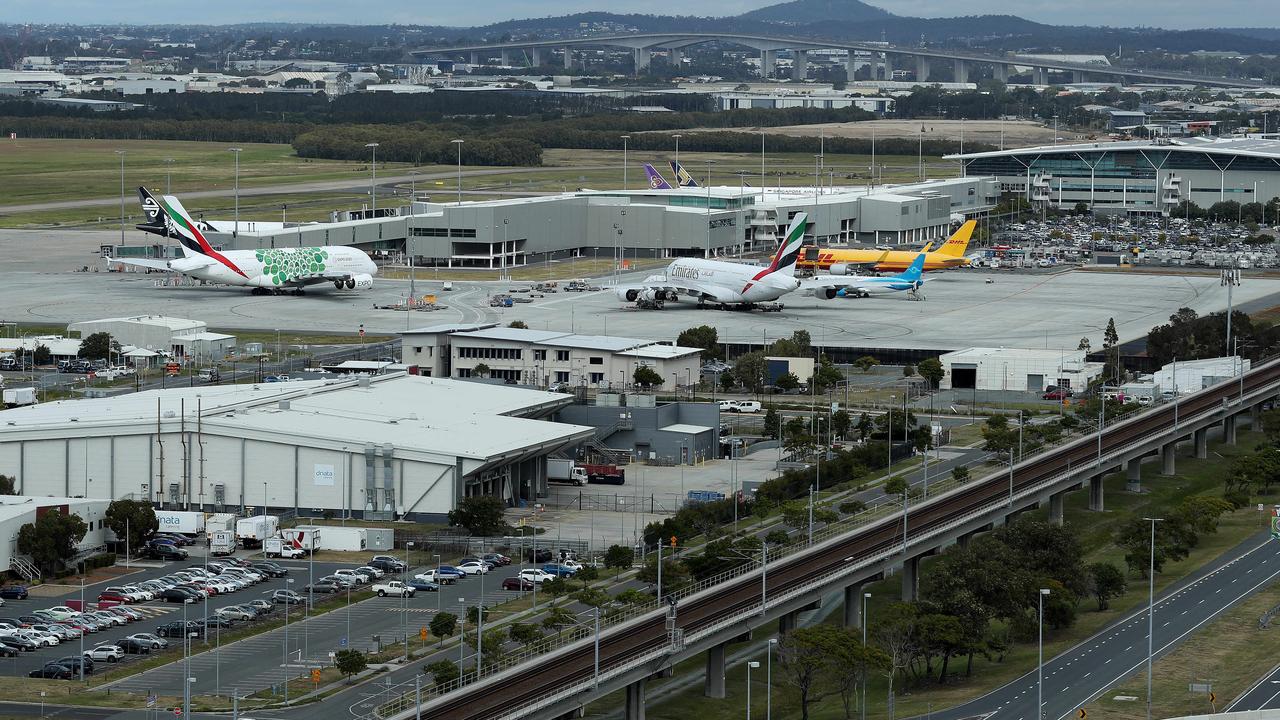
[135,187,170,237]
[643,163,673,189]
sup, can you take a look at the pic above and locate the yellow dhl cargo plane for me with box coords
[798,219,976,273]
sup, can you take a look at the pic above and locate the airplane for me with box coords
[643,163,674,189]
[796,219,977,273]
[669,160,700,188]
[616,213,808,309]
[114,187,378,296]
[805,250,931,301]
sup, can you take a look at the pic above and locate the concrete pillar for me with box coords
[954,59,969,84]
[705,643,726,698]
[531,47,544,66]
[777,612,792,633]
[901,555,919,601]
[1049,491,1065,526]
[846,54,859,82]
[761,49,776,78]
[1252,404,1263,427]
[1126,457,1143,493]
[1035,67,1049,85]
[469,52,480,66]
[625,678,647,720]
[792,50,808,81]
[500,50,513,66]
[1072,70,1085,83]
[633,47,651,73]
[916,56,931,82]
[670,48,683,67]
[955,532,971,548]
[1224,414,1237,445]
[563,47,573,69]
[1194,428,1208,459]
[882,53,894,80]
[993,63,1008,82]
[844,583,864,629]
[1089,474,1105,512]
[1161,442,1176,476]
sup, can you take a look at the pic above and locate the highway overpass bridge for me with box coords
[378,356,1279,720]
[412,33,1262,88]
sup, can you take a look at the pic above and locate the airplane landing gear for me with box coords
[251,287,269,296]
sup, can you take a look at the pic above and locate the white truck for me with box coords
[235,515,279,549]
[280,527,320,553]
[210,531,236,557]
[155,511,205,536]
[372,580,415,598]
[205,513,236,537]
[547,458,587,486]
[264,537,305,559]
[2,387,37,406]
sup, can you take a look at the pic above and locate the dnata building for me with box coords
[952,136,1280,216]
[401,323,702,391]
[0,375,594,522]
[183,177,999,270]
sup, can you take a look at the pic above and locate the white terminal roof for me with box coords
[69,315,207,332]
[618,345,703,360]
[421,326,691,354]
[949,136,1280,161]
[943,347,1087,361]
[0,375,592,463]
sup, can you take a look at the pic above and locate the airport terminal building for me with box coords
[170,177,999,271]
[952,136,1280,216]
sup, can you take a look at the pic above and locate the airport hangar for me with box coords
[0,375,598,522]
[951,136,1280,216]
[128,176,1000,270]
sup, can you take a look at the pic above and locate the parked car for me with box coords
[117,637,154,655]
[148,544,189,560]
[252,563,287,578]
[156,621,204,639]
[125,633,168,650]
[161,588,199,604]
[371,580,415,598]
[1043,389,1071,400]
[518,569,555,584]
[247,599,275,614]
[305,581,339,594]
[541,563,576,577]
[271,590,305,605]
[98,590,131,604]
[43,607,81,621]
[30,663,74,679]
[85,645,123,663]
[502,577,535,591]
[407,579,439,593]
[481,553,511,567]
[216,607,254,622]
[456,561,490,576]
[355,565,385,579]
[334,568,371,584]
[414,569,461,585]
[320,575,355,589]
[0,586,28,600]
[0,642,17,657]
[369,556,406,573]
[56,656,92,675]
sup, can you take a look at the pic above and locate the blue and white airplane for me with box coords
[804,250,931,300]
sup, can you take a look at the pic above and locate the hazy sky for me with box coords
[0,0,1264,30]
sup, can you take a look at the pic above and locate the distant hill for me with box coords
[739,0,895,25]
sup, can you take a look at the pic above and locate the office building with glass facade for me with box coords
[951,136,1280,215]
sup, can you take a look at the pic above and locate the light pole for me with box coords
[621,134,630,190]
[1038,587,1050,720]
[365,143,379,212]
[403,541,414,662]
[433,554,442,612]
[228,148,242,237]
[283,578,294,703]
[746,660,760,719]
[767,638,777,720]
[115,150,126,247]
[861,591,871,720]
[1144,517,1163,720]
[452,139,465,205]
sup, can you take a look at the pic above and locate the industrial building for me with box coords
[0,497,111,581]
[184,177,1000,269]
[400,323,702,390]
[1154,356,1249,394]
[938,348,1103,393]
[67,315,236,362]
[558,395,719,466]
[952,136,1280,216]
[0,375,595,522]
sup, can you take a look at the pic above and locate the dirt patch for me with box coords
[33,566,143,595]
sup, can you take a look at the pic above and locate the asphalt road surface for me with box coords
[928,531,1280,720]
[1226,661,1280,711]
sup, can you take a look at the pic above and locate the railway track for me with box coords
[415,359,1280,720]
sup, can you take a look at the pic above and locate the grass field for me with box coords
[0,139,956,229]
[611,429,1272,720]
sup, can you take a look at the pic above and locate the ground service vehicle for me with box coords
[582,463,625,485]
[210,531,236,556]
[280,528,319,553]
[264,538,305,559]
[235,515,279,549]
[547,459,588,486]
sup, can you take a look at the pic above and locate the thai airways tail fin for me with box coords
[899,251,927,283]
[135,187,170,238]
[670,160,700,188]
[642,163,673,189]
[939,220,976,257]
[766,212,808,277]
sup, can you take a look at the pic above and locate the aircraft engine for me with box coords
[617,288,641,302]
[662,290,680,302]
[351,274,374,290]
[829,263,853,276]
[814,288,839,300]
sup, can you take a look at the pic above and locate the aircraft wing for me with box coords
[617,277,737,303]
[112,258,174,271]
[112,256,218,273]
[280,270,374,289]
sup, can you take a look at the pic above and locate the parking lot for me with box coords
[0,547,534,696]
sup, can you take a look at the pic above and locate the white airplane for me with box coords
[804,250,931,300]
[616,213,807,309]
[117,188,378,296]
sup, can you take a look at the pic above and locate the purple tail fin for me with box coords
[643,163,673,189]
